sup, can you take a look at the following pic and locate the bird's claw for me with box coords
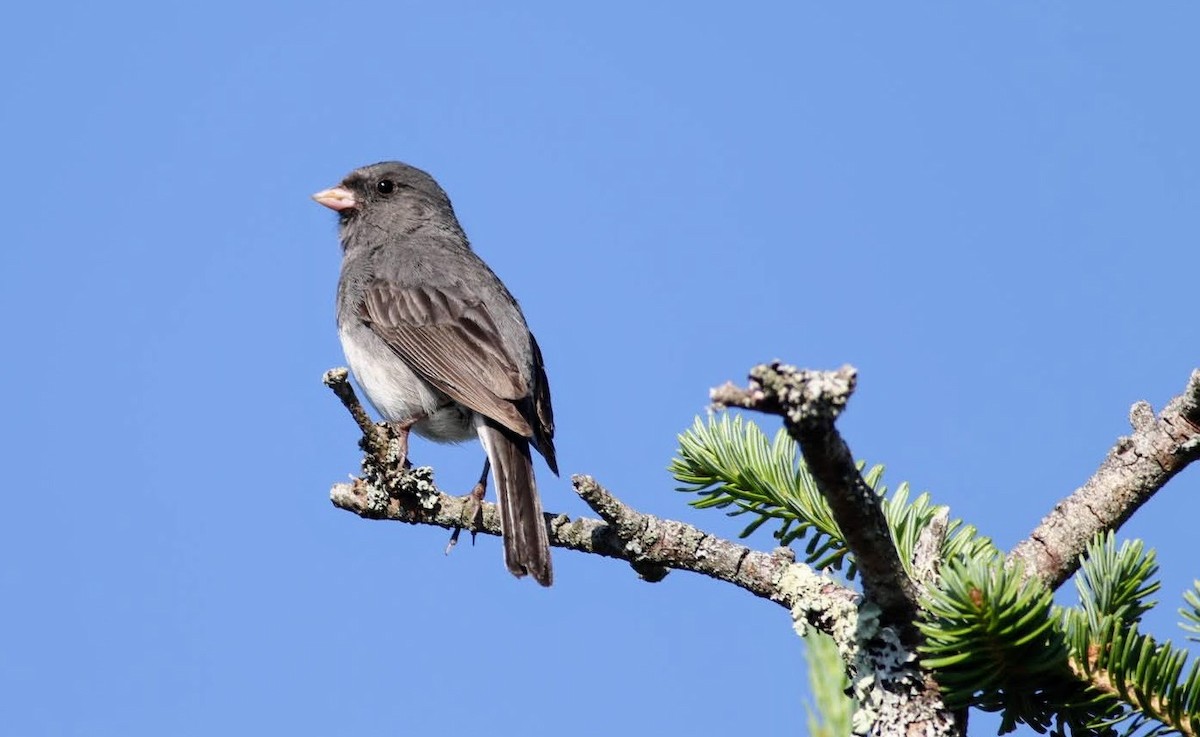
[444,480,488,555]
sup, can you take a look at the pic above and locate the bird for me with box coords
[313,161,557,586]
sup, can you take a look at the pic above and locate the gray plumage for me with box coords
[315,161,556,585]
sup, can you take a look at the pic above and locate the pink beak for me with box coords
[312,186,357,212]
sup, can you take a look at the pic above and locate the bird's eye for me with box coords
[376,179,395,194]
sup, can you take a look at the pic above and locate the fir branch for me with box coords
[914,534,1200,736]
[917,558,1081,733]
[1067,621,1199,737]
[1063,535,1200,737]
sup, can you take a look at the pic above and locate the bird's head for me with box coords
[312,161,456,249]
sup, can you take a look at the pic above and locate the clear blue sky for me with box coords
[2,3,1197,735]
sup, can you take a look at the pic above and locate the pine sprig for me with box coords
[882,481,996,578]
[917,558,1086,733]
[670,413,996,578]
[918,534,1200,736]
[1075,536,1160,629]
[1180,582,1200,643]
[1063,534,1200,737]
[671,414,850,572]
[803,632,854,737]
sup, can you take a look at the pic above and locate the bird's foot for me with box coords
[444,480,488,556]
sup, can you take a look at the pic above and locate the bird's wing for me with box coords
[358,280,533,437]
[528,333,558,475]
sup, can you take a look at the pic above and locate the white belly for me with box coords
[338,324,475,442]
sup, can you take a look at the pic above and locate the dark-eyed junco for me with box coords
[314,162,556,585]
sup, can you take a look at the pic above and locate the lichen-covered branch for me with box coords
[1009,369,1200,590]
[322,367,852,613]
[711,363,921,635]
[323,368,387,457]
[324,367,960,736]
[330,469,837,605]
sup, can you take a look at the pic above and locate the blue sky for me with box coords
[2,3,1197,735]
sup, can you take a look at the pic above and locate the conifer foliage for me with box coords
[672,414,1200,736]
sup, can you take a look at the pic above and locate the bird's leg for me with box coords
[388,415,423,470]
[445,459,490,555]
[467,458,490,537]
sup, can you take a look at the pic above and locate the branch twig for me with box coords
[1009,369,1200,590]
[712,362,920,635]
[323,368,385,454]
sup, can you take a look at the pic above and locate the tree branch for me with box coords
[322,366,961,737]
[323,368,387,455]
[322,367,852,613]
[712,362,921,636]
[1009,369,1200,590]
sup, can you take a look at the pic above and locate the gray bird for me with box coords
[313,161,556,586]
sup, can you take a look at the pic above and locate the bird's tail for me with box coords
[475,418,553,586]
